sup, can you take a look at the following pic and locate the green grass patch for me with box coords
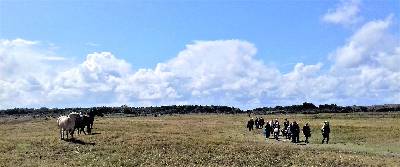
[0,113,399,166]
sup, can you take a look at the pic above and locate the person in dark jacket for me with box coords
[291,121,300,143]
[303,123,311,143]
[264,122,271,139]
[247,118,254,131]
[270,120,274,134]
[255,117,259,129]
[286,123,292,140]
[283,118,289,138]
[321,121,330,144]
[259,117,265,129]
[283,119,289,130]
[274,119,280,130]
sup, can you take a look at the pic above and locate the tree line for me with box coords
[1,103,399,116]
[249,103,400,114]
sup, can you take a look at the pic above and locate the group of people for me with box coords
[246,117,266,130]
[247,117,331,144]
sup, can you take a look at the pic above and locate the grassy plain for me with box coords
[0,112,399,166]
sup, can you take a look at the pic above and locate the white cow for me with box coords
[57,112,79,140]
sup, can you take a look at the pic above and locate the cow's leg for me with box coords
[70,129,74,139]
[87,125,91,134]
[60,129,63,140]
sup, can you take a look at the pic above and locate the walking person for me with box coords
[274,119,280,135]
[265,122,271,139]
[247,118,254,131]
[303,123,311,143]
[259,117,265,129]
[321,121,330,144]
[286,123,292,140]
[255,117,259,129]
[273,119,280,140]
[283,118,289,138]
[291,121,300,143]
[270,120,274,135]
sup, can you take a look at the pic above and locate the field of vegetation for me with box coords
[0,112,399,166]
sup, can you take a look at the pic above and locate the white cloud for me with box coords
[0,39,65,108]
[278,63,323,98]
[330,15,394,68]
[1,38,39,46]
[115,40,281,108]
[323,0,361,26]
[1,17,399,109]
[48,52,131,106]
[327,15,400,104]
[375,46,400,72]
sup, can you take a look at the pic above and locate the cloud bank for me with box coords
[1,1,399,109]
[1,29,399,109]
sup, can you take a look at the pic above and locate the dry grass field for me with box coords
[0,112,399,166]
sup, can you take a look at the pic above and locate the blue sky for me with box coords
[2,0,397,71]
[0,0,399,109]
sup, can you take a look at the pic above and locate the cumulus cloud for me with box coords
[376,46,400,72]
[330,15,395,68]
[1,16,399,109]
[279,63,323,98]
[49,52,131,106]
[0,39,66,108]
[115,40,281,108]
[322,0,361,26]
[321,0,399,105]
[328,15,400,104]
